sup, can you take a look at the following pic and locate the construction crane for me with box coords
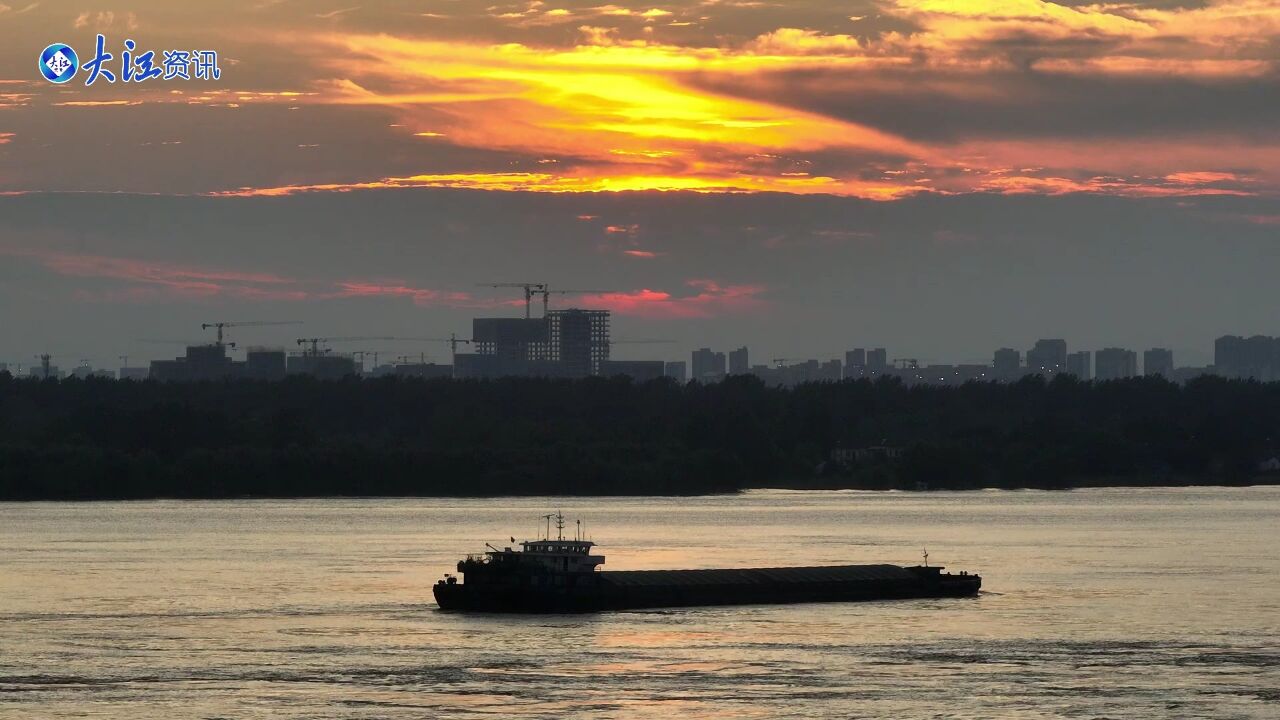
[391,334,474,362]
[296,336,397,356]
[479,283,546,319]
[202,320,301,346]
[357,334,474,362]
[539,287,618,315]
[479,283,618,317]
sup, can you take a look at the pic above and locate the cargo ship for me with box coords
[433,513,981,613]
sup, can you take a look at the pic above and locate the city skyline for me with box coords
[8,311,1276,384]
[3,1,1279,370]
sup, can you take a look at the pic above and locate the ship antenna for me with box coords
[556,510,565,541]
[922,547,929,567]
[576,518,581,542]
[542,513,554,540]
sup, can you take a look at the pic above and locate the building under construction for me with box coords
[456,308,611,379]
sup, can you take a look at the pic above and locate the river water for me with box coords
[1,488,1277,719]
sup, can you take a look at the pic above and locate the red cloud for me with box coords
[580,280,766,318]
[4,249,763,320]
[4,249,304,301]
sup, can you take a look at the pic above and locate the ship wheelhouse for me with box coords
[451,513,605,588]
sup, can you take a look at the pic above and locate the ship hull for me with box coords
[434,564,981,613]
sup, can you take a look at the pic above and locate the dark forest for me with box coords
[1,372,1278,499]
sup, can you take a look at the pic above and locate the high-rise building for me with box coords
[819,359,843,381]
[1095,347,1138,380]
[867,348,888,371]
[1214,335,1279,380]
[244,348,287,381]
[1066,351,1091,380]
[728,346,749,375]
[843,349,867,379]
[1144,348,1174,378]
[470,317,549,376]
[993,348,1020,376]
[664,361,687,383]
[150,343,237,381]
[547,309,610,378]
[70,364,96,380]
[29,365,64,380]
[1026,339,1067,374]
[691,348,726,382]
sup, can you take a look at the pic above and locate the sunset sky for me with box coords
[1,1,1278,367]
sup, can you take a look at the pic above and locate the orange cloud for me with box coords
[1164,171,1246,185]
[18,1,1278,200]
[276,3,1277,199]
[978,173,1255,197]
[294,32,931,199]
[210,171,921,198]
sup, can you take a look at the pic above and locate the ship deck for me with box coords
[598,564,917,587]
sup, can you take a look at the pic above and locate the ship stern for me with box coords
[433,581,466,611]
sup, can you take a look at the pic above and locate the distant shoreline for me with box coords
[3,477,1278,502]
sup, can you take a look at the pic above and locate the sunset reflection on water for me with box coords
[2,488,1277,718]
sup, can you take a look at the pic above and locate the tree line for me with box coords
[0,371,1277,499]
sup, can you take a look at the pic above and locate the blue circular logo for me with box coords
[39,43,78,84]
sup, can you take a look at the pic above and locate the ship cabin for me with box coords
[451,515,605,587]
[508,539,605,574]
